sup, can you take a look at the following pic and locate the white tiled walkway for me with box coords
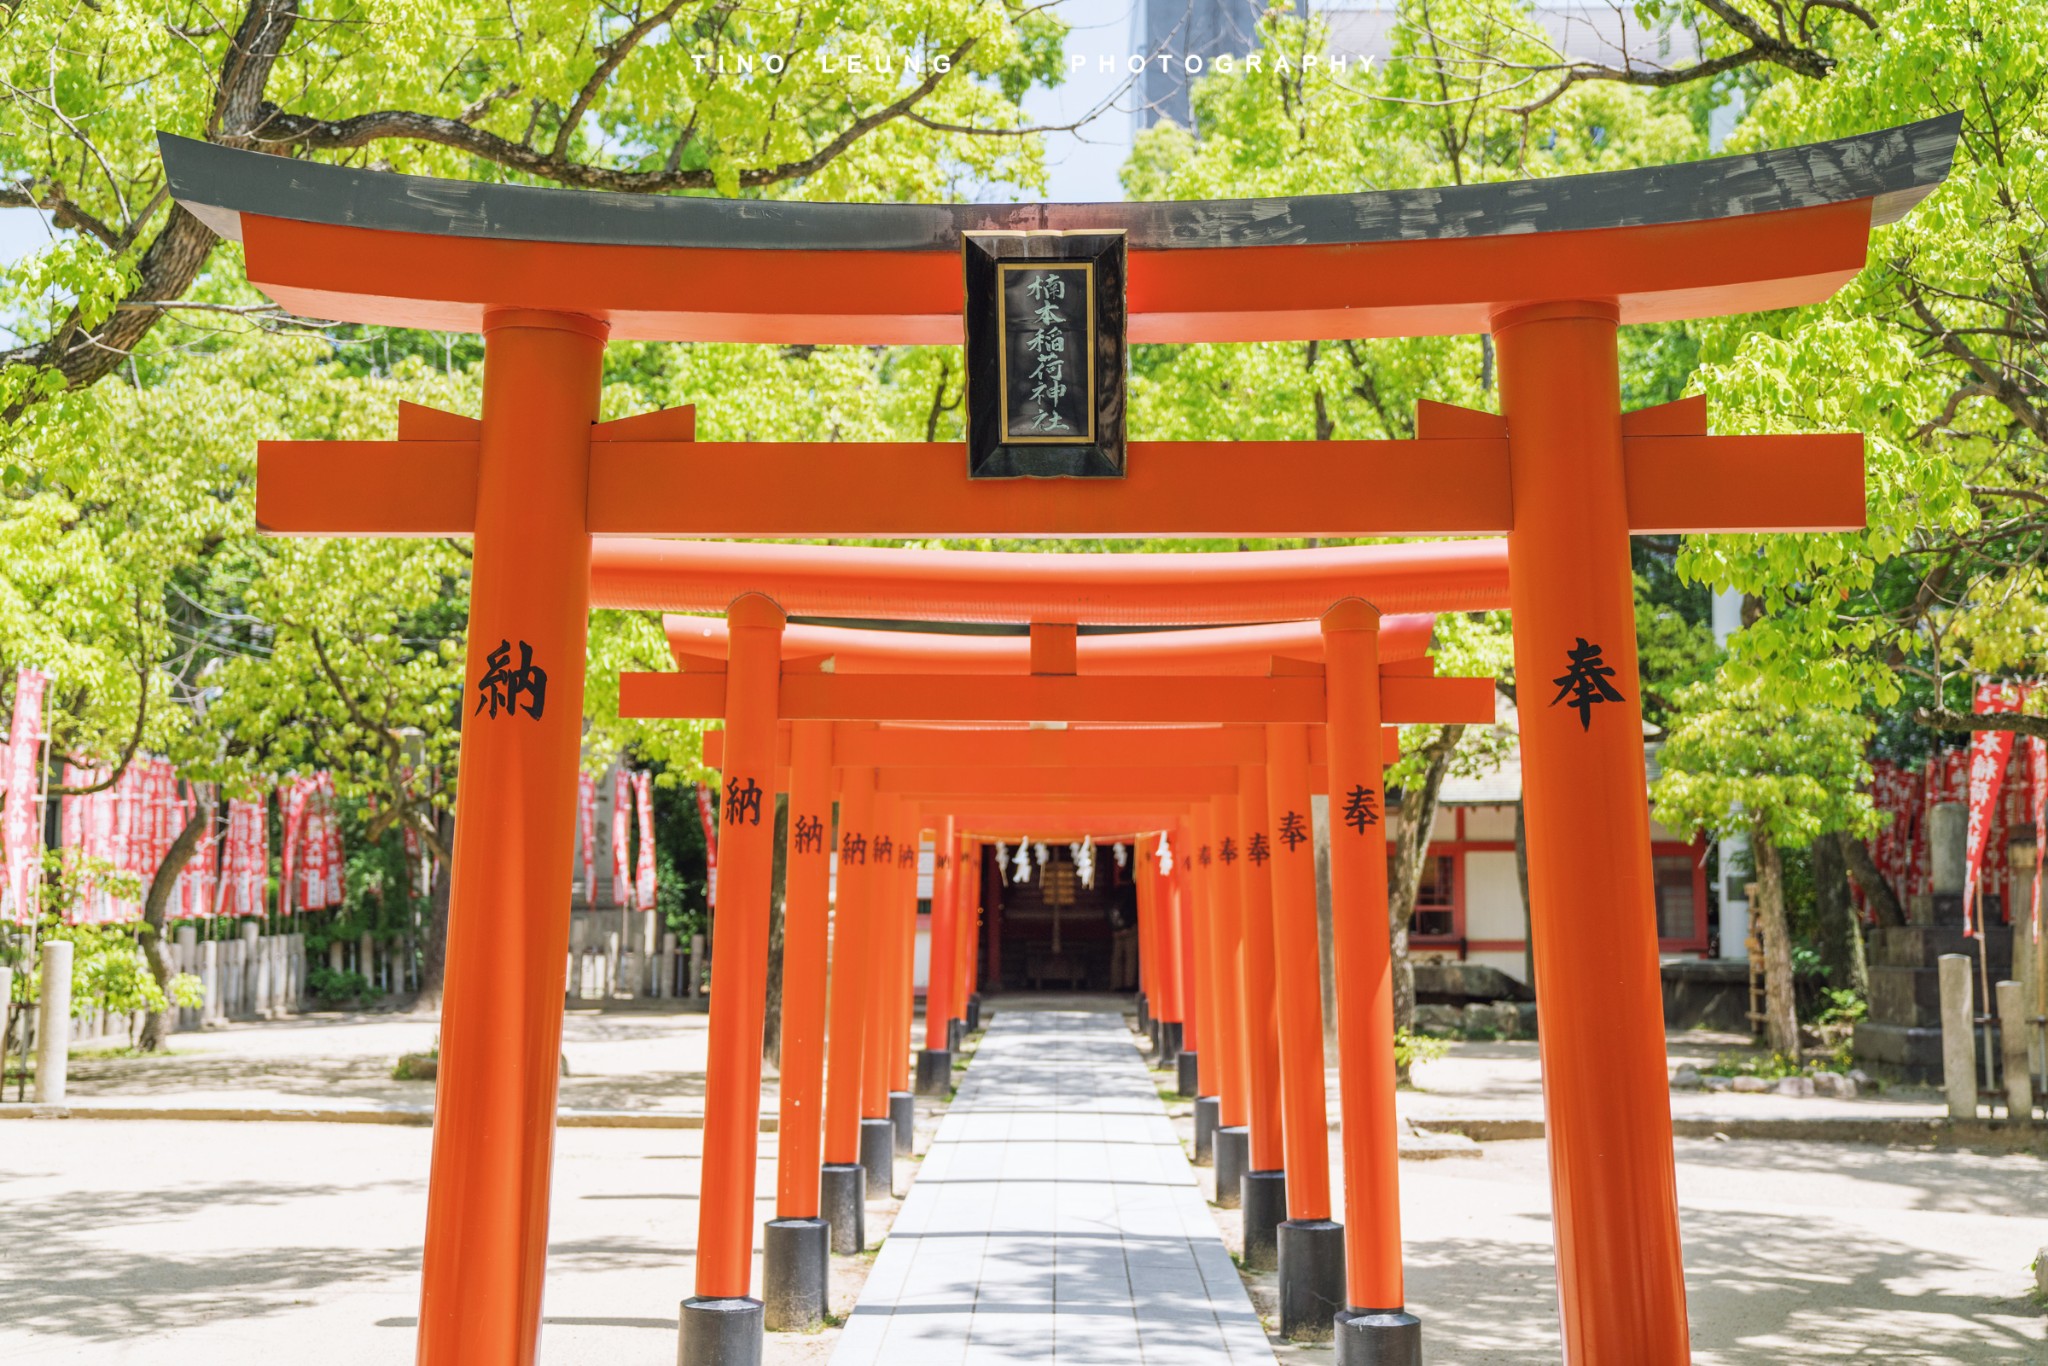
[831,1009,1276,1365]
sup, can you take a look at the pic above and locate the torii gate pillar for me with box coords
[1496,301,1689,1362]
[416,309,604,1366]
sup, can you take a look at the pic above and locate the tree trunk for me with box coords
[762,794,790,1069]
[412,806,455,1012]
[1751,821,1799,1056]
[137,800,213,1052]
[1388,724,1465,1039]
[1811,832,1869,998]
[1838,832,1906,929]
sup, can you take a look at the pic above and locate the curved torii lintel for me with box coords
[591,537,1509,623]
[661,613,1436,674]
[157,116,1958,344]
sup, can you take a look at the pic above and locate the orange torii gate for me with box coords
[669,604,1492,1340]
[159,113,1957,1366]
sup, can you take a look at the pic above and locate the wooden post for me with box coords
[416,309,605,1366]
[1265,718,1346,1335]
[1320,602,1419,1353]
[1174,820,1200,1061]
[925,816,959,1051]
[1208,793,1250,1131]
[692,594,785,1299]
[764,715,833,1330]
[777,719,835,1216]
[1237,765,1286,1176]
[1265,722,1333,1221]
[1495,300,1688,1363]
[825,766,877,1167]
[1186,805,1218,1098]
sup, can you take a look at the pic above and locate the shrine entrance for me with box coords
[983,841,1134,993]
[157,112,1959,1366]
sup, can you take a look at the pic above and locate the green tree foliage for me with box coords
[0,1,1067,1026]
[1682,0,2048,743]
[1652,679,1876,1052]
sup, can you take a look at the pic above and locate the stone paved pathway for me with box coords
[831,1009,1274,1366]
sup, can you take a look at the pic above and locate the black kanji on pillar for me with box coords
[1551,636,1624,730]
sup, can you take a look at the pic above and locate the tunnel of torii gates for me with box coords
[645,591,1494,1344]
[158,110,1956,1366]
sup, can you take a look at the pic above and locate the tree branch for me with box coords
[1914,707,2048,738]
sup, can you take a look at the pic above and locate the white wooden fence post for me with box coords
[34,940,73,1105]
[1939,953,1977,1120]
[1997,979,2032,1125]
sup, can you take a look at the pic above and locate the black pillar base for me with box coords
[1192,1095,1219,1166]
[948,1017,966,1053]
[679,1295,763,1366]
[762,1217,829,1332]
[915,1049,954,1096]
[1241,1169,1287,1271]
[966,994,982,1031]
[858,1118,895,1202]
[1335,1307,1423,1366]
[1155,1020,1183,1066]
[819,1163,865,1254]
[889,1090,915,1158]
[1136,992,1151,1032]
[1212,1125,1249,1209]
[1278,1219,1348,1340]
[1176,1049,1200,1098]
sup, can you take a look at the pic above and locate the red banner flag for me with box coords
[1962,681,2025,936]
[2029,723,2046,939]
[635,770,657,910]
[578,771,596,904]
[611,765,634,910]
[0,669,45,925]
[696,782,719,908]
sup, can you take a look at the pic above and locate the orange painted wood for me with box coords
[1235,764,1285,1175]
[823,766,877,1166]
[1136,837,1177,1024]
[257,430,1862,541]
[415,311,604,1366]
[240,198,1874,344]
[1264,722,1333,1220]
[257,440,478,536]
[1206,793,1250,1132]
[1187,805,1218,1092]
[397,400,478,439]
[591,404,696,441]
[696,595,785,1300]
[877,767,1242,797]
[924,817,958,1049]
[1029,622,1079,675]
[669,615,1437,674]
[586,439,1512,538]
[1494,301,1690,1359]
[627,672,1490,726]
[703,724,1396,772]
[1624,432,1865,533]
[775,719,833,1220]
[1619,394,1708,436]
[1415,399,1506,440]
[1320,602,1406,1310]
[1381,675,1497,725]
[858,793,896,1120]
